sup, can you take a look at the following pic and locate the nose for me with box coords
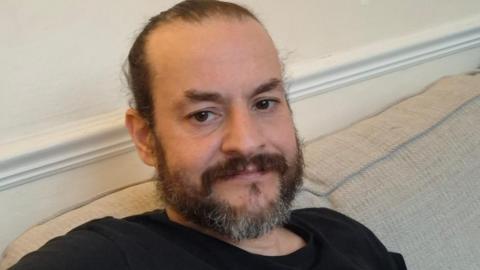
[221,107,266,157]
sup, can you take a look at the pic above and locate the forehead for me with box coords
[144,17,282,103]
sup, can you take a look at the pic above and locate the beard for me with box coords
[153,135,304,242]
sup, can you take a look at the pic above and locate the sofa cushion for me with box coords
[303,72,480,270]
[0,180,162,270]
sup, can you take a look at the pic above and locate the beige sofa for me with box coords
[1,72,479,270]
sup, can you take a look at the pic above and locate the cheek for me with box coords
[263,116,298,154]
[159,131,220,178]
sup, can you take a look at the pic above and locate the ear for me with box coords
[125,108,156,167]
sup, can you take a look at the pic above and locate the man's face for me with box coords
[144,17,302,240]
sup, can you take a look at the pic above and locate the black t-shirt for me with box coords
[11,208,407,270]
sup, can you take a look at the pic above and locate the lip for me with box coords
[226,170,269,182]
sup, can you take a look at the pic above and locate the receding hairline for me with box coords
[144,0,263,46]
[142,14,275,83]
[143,13,266,57]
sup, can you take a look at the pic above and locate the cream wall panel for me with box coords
[2,1,480,143]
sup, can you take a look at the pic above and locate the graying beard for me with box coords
[158,179,292,242]
[203,188,291,242]
[154,136,303,242]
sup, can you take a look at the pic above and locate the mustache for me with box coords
[201,153,288,194]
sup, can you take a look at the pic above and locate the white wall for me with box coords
[1,0,480,256]
[2,0,480,143]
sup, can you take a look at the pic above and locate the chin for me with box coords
[215,182,280,214]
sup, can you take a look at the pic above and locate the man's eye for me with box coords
[191,111,214,122]
[254,99,276,110]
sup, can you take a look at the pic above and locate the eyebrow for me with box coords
[184,90,223,103]
[183,78,283,103]
[252,78,283,97]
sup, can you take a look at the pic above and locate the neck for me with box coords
[165,206,305,256]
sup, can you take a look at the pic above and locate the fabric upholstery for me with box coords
[0,181,162,270]
[303,73,480,270]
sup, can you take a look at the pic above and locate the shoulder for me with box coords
[11,210,165,270]
[291,207,367,230]
[291,207,380,242]
[10,221,129,270]
[73,209,164,236]
[290,208,407,270]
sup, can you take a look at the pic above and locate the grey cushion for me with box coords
[303,73,480,270]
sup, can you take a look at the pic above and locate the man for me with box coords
[12,1,406,269]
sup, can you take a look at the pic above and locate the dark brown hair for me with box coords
[125,0,259,127]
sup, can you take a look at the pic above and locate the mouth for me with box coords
[201,153,288,192]
[223,165,269,182]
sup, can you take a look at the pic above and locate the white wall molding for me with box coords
[1,16,480,191]
[287,16,480,101]
[0,111,134,191]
